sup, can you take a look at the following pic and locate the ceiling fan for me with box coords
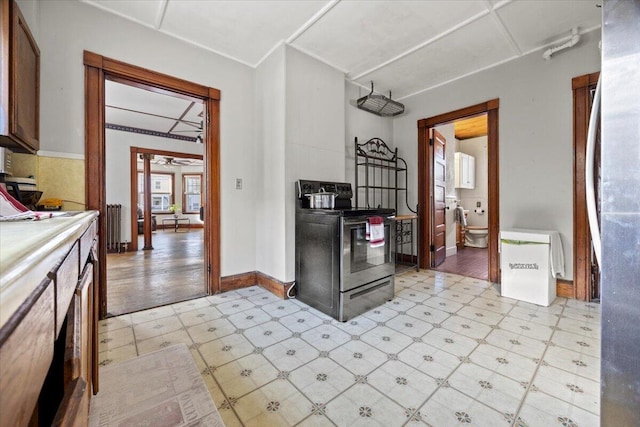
[154,156,193,166]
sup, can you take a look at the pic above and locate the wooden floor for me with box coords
[433,246,488,280]
[106,229,206,317]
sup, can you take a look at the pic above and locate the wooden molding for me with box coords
[256,272,295,300]
[417,99,500,283]
[220,271,257,292]
[557,279,575,299]
[220,271,294,300]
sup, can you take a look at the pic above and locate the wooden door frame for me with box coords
[129,147,204,252]
[418,99,500,283]
[572,71,599,301]
[84,51,221,318]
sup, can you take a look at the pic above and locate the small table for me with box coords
[162,217,190,232]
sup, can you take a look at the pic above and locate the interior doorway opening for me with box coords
[417,99,500,283]
[84,51,221,319]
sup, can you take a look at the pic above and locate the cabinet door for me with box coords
[76,262,94,397]
[467,155,475,189]
[10,0,39,151]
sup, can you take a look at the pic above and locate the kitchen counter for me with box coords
[0,211,98,328]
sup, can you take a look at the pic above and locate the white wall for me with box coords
[345,81,394,196]
[393,31,601,280]
[255,45,287,280]
[37,1,257,276]
[284,46,345,280]
[458,136,488,228]
[15,0,39,41]
[105,129,203,242]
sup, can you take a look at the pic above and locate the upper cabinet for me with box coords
[455,152,475,189]
[0,0,40,153]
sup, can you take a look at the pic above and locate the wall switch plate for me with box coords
[236,178,242,190]
[476,201,481,207]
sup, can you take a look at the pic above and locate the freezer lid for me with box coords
[499,229,553,244]
[499,229,565,278]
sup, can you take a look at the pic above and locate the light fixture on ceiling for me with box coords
[542,28,581,60]
[356,82,405,117]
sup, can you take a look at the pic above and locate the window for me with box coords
[183,174,202,214]
[138,172,174,213]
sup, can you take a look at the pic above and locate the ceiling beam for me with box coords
[106,104,200,126]
[286,0,341,44]
[155,0,169,29]
[106,123,198,142]
[167,101,196,134]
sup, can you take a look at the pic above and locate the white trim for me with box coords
[285,43,348,75]
[254,40,286,69]
[155,0,169,29]
[37,151,85,160]
[286,0,341,44]
[446,246,458,258]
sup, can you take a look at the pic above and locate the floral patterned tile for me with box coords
[498,317,555,341]
[332,316,377,336]
[136,329,193,355]
[457,276,491,287]
[129,305,176,324]
[98,314,132,333]
[565,299,601,313]
[170,297,212,314]
[213,353,279,398]
[329,340,388,376]
[207,291,243,305]
[243,320,293,348]
[517,299,566,314]
[397,341,461,380]
[186,318,237,344]
[422,327,479,358]
[202,374,244,427]
[362,306,402,323]
[517,388,600,427]
[98,326,135,351]
[360,326,414,355]
[234,379,312,426]
[550,330,601,359]
[405,305,451,325]
[301,324,352,352]
[437,289,476,304]
[98,343,137,367]
[234,286,268,297]
[395,288,432,303]
[133,315,185,341]
[366,359,438,409]
[227,307,272,329]
[479,286,505,301]
[562,307,601,325]
[532,364,600,414]
[262,337,320,371]
[260,299,301,317]
[279,310,325,333]
[248,291,282,305]
[556,316,601,340]
[418,386,507,426]
[295,413,338,426]
[457,306,505,326]
[408,281,437,295]
[422,296,465,313]
[507,306,561,327]
[216,298,258,315]
[448,282,487,297]
[394,275,420,289]
[178,304,224,327]
[447,361,525,415]
[468,296,515,315]
[385,296,417,313]
[468,343,538,384]
[385,314,433,338]
[484,328,547,359]
[289,357,354,403]
[441,315,493,340]
[543,345,600,382]
[198,333,255,367]
[324,383,408,427]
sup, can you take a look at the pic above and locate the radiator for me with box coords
[106,204,122,253]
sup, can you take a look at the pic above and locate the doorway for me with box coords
[417,99,500,283]
[84,51,221,319]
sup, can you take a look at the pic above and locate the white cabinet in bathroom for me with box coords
[455,152,475,189]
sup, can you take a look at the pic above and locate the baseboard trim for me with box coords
[220,271,257,292]
[557,279,575,299]
[220,271,294,299]
[256,271,295,300]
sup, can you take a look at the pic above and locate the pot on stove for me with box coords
[305,188,337,209]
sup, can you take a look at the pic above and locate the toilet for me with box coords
[465,226,488,248]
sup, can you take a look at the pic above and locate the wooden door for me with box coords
[432,129,446,267]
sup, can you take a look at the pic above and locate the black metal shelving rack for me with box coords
[354,137,418,272]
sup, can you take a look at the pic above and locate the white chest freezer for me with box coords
[499,229,564,306]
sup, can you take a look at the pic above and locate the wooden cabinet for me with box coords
[455,152,475,189]
[0,0,40,153]
[0,216,98,426]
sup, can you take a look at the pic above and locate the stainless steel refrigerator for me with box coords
[599,0,640,424]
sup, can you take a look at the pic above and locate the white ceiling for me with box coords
[83,0,601,100]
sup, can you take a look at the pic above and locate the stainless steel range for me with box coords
[295,180,395,321]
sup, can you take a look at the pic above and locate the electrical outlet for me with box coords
[236,178,243,190]
[476,201,481,207]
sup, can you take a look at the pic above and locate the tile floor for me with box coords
[96,270,601,427]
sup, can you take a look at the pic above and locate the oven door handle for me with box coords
[344,215,395,226]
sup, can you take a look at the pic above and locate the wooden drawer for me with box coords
[50,242,79,339]
[79,220,97,271]
[52,377,88,427]
[0,280,54,427]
